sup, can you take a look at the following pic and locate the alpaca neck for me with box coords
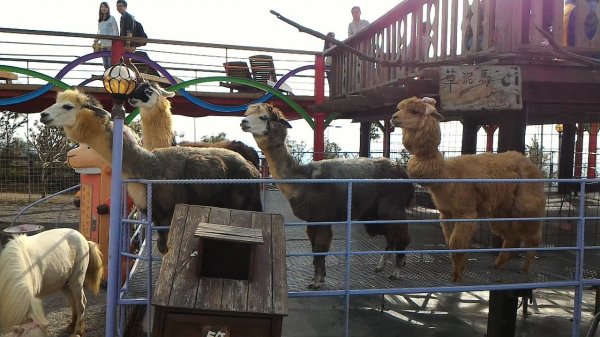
[403,117,447,179]
[255,136,306,198]
[258,140,304,179]
[66,123,155,178]
[140,100,174,151]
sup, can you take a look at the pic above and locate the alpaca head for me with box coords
[128,82,175,109]
[40,90,108,131]
[390,96,443,130]
[240,103,292,148]
[391,97,444,155]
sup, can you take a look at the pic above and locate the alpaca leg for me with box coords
[494,236,520,270]
[388,225,411,280]
[157,230,169,254]
[448,222,477,282]
[521,223,542,273]
[440,215,454,246]
[375,253,390,272]
[306,225,333,289]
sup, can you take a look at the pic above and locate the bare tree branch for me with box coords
[270,10,501,68]
[534,25,600,67]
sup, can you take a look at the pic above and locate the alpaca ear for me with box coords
[155,84,176,98]
[278,119,292,129]
[85,104,110,117]
[421,97,444,121]
[422,97,437,105]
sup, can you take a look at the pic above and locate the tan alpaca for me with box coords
[128,82,260,169]
[391,97,545,282]
[39,90,263,254]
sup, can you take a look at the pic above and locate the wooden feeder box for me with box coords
[152,204,287,337]
[194,222,263,281]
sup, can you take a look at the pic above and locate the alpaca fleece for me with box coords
[242,103,414,288]
[391,96,545,282]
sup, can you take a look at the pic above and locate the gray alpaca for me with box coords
[40,90,263,254]
[241,103,414,289]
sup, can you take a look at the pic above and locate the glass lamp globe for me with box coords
[102,62,137,96]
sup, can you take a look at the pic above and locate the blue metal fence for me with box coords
[109,177,599,337]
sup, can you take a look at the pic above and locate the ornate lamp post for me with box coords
[102,60,137,337]
[103,61,137,117]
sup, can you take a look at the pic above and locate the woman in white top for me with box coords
[95,2,119,69]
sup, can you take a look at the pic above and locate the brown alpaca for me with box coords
[242,103,414,289]
[391,96,545,282]
[128,82,260,169]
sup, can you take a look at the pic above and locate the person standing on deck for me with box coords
[348,6,369,37]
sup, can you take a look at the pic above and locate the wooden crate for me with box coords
[152,204,287,337]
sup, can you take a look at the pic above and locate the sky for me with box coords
[1,0,404,153]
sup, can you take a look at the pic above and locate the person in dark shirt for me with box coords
[116,0,134,37]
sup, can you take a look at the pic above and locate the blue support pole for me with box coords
[106,103,126,337]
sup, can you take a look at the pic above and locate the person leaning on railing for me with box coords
[348,6,369,37]
[116,0,135,51]
[94,2,119,69]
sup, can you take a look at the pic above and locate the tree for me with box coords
[396,148,411,168]
[0,111,27,148]
[28,120,76,197]
[371,122,382,141]
[526,135,551,178]
[201,132,228,143]
[324,139,349,159]
[286,138,308,165]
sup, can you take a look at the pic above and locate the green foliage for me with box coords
[28,120,77,197]
[0,111,27,148]
[396,148,411,168]
[324,139,349,159]
[127,119,143,137]
[526,135,551,178]
[286,138,308,165]
[370,122,381,141]
[201,132,228,143]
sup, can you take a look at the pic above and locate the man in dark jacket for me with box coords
[116,0,134,37]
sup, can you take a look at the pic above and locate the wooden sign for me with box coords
[440,65,522,110]
[202,326,230,337]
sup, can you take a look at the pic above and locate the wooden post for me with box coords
[359,122,371,157]
[461,118,478,154]
[558,123,576,194]
[497,109,526,153]
[383,119,391,158]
